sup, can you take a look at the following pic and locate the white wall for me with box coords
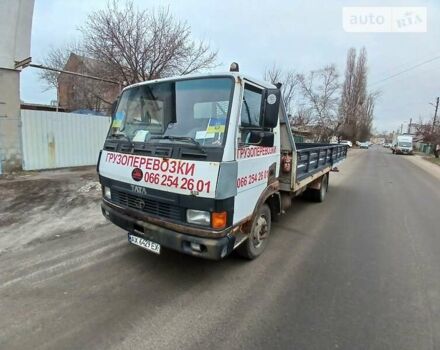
[0,0,34,174]
[0,70,22,173]
[0,0,34,69]
[21,110,111,170]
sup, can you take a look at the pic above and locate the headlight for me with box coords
[104,186,111,199]
[186,209,210,226]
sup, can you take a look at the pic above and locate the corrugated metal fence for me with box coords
[21,110,111,170]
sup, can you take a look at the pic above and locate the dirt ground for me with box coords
[0,167,107,254]
[405,153,440,181]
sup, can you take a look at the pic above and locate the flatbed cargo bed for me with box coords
[295,143,347,181]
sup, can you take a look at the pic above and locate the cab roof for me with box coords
[122,72,276,92]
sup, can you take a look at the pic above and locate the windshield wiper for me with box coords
[151,135,203,148]
[110,133,131,141]
[108,133,134,152]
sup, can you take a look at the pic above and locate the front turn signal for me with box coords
[211,211,227,229]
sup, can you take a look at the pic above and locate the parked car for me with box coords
[340,140,352,148]
[359,142,369,149]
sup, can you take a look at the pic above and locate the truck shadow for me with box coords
[271,195,324,235]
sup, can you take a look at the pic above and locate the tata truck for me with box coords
[392,135,413,155]
[98,67,347,260]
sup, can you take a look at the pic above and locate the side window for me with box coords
[240,85,262,127]
[240,84,262,144]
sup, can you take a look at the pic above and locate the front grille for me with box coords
[111,189,182,221]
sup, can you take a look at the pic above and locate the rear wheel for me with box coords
[237,204,271,260]
[307,173,329,202]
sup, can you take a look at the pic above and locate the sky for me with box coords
[20,0,440,133]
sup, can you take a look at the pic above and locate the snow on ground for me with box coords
[0,167,107,254]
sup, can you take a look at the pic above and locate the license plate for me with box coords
[128,234,161,254]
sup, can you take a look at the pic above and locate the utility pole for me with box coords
[432,97,439,132]
[408,118,412,134]
[400,123,403,134]
[432,97,440,158]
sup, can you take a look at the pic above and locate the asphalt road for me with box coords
[1,147,440,350]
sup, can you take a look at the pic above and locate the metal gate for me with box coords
[21,110,111,170]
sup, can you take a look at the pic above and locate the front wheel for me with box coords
[237,204,272,260]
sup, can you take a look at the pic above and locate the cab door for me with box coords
[233,82,280,224]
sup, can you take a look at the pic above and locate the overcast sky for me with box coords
[20,0,440,132]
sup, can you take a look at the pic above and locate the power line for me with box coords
[371,51,440,77]
[370,55,440,87]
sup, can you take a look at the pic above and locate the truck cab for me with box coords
[98,70,346,260]
[393,135,413,155]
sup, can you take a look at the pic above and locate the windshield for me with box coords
[109,77,233,147]
[398,142,412,147]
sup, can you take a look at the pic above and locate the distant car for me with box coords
[383,143,391,148]
[359,142,369,149]
[340,140,352,148]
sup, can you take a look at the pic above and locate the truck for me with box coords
[392,135,413,155]
[97,66,347,260]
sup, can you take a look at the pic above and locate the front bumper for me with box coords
[101,201,236,260]
[396,149,413,154]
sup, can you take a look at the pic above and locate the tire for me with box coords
[237,204,271,260]
[309,173,329,202]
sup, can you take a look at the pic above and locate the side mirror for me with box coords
[261,88,281,128]
[247,130,274,147]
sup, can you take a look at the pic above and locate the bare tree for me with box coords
[39,1,217,112]
[297,65,341,141]
[357,91,378,141]
[290,105,313,127]
[81,1,217,84]
[339,47,377,142]
[339,48,357,140]
[416,116,440,158]
[263,64,299,115]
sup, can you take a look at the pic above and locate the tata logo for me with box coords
[136,199,145,210]
[130,184,148,196]
[131,168,143,182]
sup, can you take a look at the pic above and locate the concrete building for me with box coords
[0,69,22,172]
[0,0,34,173]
